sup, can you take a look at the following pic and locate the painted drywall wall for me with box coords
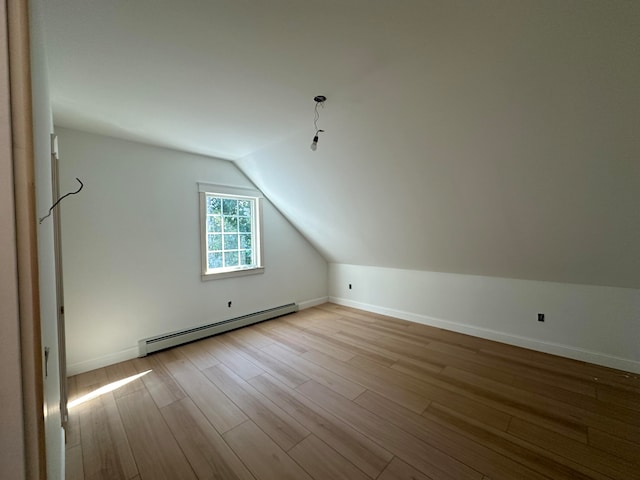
[57,128,328,375]
[233,1,640,290]
[330,264,640,373]
[0,2,26,478]
[30,0,65,477]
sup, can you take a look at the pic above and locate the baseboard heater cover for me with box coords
[138,302,298,356]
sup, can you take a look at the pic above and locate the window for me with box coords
[199,183,264,280]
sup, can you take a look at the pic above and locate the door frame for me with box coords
[7,0,47,478]
[51,134,68,430]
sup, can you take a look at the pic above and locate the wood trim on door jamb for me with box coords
[7,0,47,478]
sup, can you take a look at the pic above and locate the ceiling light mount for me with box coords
[311,95,327,152]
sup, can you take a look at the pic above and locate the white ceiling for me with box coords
[42,0,640,288]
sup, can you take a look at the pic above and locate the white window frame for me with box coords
[198,183,264,280]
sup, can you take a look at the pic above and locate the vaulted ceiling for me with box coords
[42,0,640,288]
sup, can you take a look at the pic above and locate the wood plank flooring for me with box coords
[65,303,640,480]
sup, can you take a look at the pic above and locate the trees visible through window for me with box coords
[199,185,263,280]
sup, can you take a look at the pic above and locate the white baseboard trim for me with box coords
[67,346,139,376]
[330,296,640,374]
[298,296,329,310]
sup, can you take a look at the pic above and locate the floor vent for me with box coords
[138,303,298,356]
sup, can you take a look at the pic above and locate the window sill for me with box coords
[201,266,265,281]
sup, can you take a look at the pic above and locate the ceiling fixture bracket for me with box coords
[310,95,327,152]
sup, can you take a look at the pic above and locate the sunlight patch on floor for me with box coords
[68,370,152,409]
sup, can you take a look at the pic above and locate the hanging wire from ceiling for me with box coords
[310,95,326,151]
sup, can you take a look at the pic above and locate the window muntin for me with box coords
[199,185,263,280]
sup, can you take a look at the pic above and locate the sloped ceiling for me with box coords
[42,0,640,288]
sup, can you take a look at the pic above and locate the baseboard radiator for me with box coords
[138,302,298,356]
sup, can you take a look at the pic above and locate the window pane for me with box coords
[223,234,238,250]
[239,234,252,249]
[222,199,238,215]
[206,196,221,214]
[238,200,251,216]
[202,192,261,276]
[240,249,253,266]
[224,216,238,231]
[238,217,251,233]
[207,234,222,251]
[207,215,222,233]
[224,251,239,267]
[208,252,223,269]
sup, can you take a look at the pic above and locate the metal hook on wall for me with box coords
[39,177,84,224]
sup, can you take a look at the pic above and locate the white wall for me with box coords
[30,0,65,478]
[330,264,640,374]
[57,128,328,375]
[235,1,640,291]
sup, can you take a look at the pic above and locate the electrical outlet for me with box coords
[538,313,545,322]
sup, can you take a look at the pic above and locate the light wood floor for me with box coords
[65,303,640,480]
